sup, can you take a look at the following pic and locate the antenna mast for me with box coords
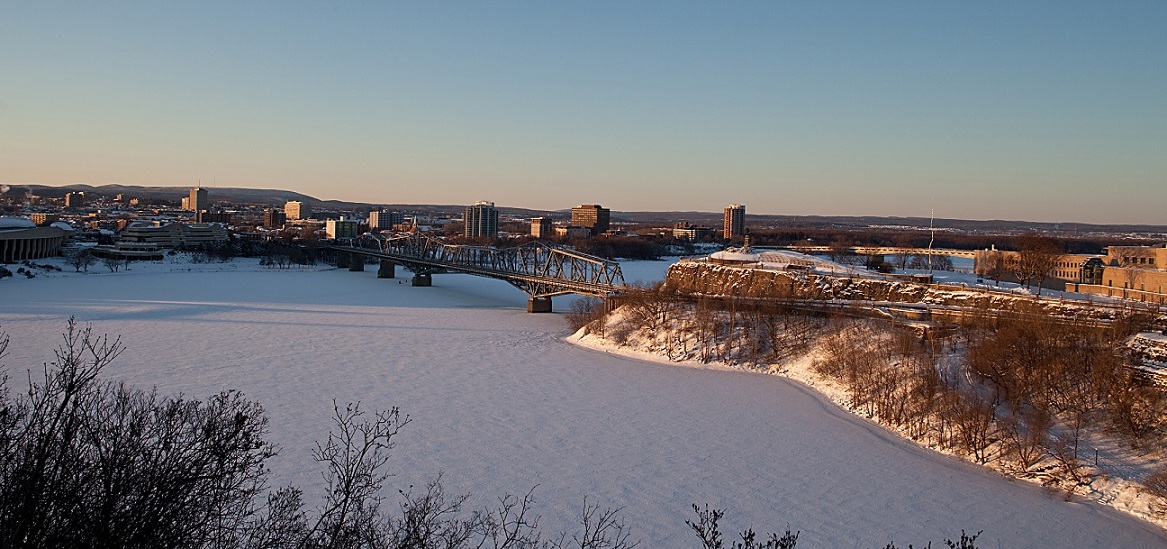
[927,206,935,274]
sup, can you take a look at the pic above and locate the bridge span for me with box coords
[331,233,626,312]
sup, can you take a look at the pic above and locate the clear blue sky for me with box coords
[1,1,1164,224]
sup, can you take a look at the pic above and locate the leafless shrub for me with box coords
[0,319,273,547]
[946,390,998,464]
[1143,469,1167,516]
[1001,406,1051,473]
[567,298,607,333]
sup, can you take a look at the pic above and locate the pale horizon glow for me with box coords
[1,2,1164,224]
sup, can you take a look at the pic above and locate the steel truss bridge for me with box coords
[331,233,626,311]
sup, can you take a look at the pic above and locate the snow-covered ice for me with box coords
[2,257,1165,547]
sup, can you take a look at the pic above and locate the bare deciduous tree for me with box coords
[64,247,96,273]
[1014,233,1060,295]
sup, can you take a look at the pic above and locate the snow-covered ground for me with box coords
[2,256,1166,547]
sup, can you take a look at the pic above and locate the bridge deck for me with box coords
[332,233,626,299]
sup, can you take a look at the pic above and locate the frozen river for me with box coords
[2,258,1164,547]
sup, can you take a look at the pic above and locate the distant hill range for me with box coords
[6,184,1166,236]
[7,184,321,208]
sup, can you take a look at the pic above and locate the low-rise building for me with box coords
[554,226,592,239]
[672,222,716,242]
[0,217,68,262]
[119,221,228,248]
[974,249,1103,288]
[29,213,60,226]
[1077,244,1167,304]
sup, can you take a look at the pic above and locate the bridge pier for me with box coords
[335,251,350,268]
[604,296,627,312]
[527,296,553,313]
[348,253,364,271]
[411,273,432,287]
[377,260,396,279]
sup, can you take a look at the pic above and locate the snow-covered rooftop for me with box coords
[0,216,36,230]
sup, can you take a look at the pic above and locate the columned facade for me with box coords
[0,226,68,262]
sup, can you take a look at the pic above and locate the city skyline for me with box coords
[1,2,1164,225]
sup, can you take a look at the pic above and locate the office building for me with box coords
[29,213,60,226]
[570,204,610,236]
[724,204,745,239]
[464,201,499,238]
[673,221,717,242]
[189,187,208,213]
[118,221,228,248]
[369,210,403,231]
[531,217,553,238]
[263,209,287,229]
[285,201,309,220]
[555,226,592,238]
[64,192,86,209]
[326,218,360,240]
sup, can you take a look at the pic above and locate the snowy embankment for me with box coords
[567,296,1167,535]
[666,261,1149,322]
[2,256,1166,547]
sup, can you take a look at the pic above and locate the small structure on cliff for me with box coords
[708,247,855,276]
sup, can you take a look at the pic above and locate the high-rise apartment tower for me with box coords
[723,204,745,239]
[464,201,499,238]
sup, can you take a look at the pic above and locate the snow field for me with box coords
[1,257,1165,547]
